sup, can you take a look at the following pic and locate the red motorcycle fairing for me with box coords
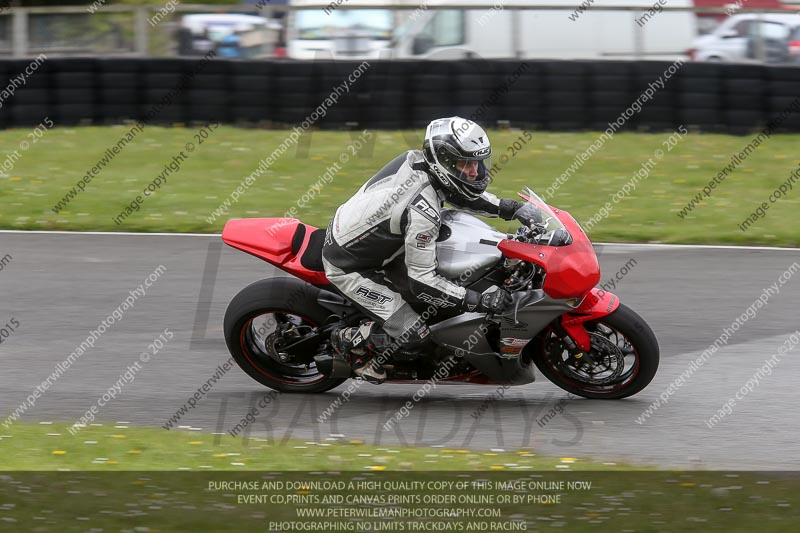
[498,208,614,352]
[222,218,331,285]
[561,288,621,351]
[497,208,600,300]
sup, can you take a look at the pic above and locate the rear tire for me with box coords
[223,278,348,393]
[530,303,659,399]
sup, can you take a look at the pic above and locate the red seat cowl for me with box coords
[222,218,300,258]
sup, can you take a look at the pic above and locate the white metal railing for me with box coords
[0,3,799,60]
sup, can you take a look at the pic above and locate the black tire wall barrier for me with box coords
[1,58,799,133]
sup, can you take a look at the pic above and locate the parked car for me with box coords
[690,13,799,63]
[788,24,800,64]
[744,23,795,64]
[286,0,394,59]
[179,14,281,58]
[692,0,786,36]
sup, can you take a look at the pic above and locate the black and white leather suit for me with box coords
[321,149,521,346]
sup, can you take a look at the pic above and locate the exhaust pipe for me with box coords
[314,353,352,379]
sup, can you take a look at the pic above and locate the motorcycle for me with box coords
[221,187,659,399]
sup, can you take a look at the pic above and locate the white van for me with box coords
[391,0,697,60]
[288,0,696,60]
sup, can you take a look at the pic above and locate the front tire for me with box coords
[223,278,348,393]
[531,303,659,399]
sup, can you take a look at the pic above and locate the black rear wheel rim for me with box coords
[238,311,328,386]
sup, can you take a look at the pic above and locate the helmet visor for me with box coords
[442,153,491,196]
[453,158,491,182]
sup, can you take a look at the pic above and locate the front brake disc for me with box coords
[561,332,625,385]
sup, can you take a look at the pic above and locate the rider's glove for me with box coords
[512,202,543,227]
[499,199,522,221]
[499,199,543,226]
[467,287,513,314]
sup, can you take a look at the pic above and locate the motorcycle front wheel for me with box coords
[531,303,659,399]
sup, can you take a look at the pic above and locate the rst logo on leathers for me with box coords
[411,195,440,224]
[355,286,394,305]
[417,293,456,308]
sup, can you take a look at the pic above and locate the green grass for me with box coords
[0,422,622,471]
[1,424,798,531]
[2,125,799,246]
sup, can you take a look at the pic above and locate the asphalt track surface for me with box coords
[1,231,799,469]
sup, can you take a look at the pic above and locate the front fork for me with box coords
[559,288,621,352]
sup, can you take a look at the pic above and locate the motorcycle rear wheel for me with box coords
[531,303,659,399]
[223,279,348,393]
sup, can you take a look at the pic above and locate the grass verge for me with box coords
[1,126,798,246]
[0,422,622,471]
[0,423,798,531]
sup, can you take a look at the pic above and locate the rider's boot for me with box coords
[331,322,387,384]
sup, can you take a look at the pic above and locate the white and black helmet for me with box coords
[422,117,492,202]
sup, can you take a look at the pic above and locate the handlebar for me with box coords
[512,222,572,247]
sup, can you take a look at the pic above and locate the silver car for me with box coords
[691,13,799,63]
[789,24,800,64]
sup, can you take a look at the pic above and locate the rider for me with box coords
[321,117,539,383]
